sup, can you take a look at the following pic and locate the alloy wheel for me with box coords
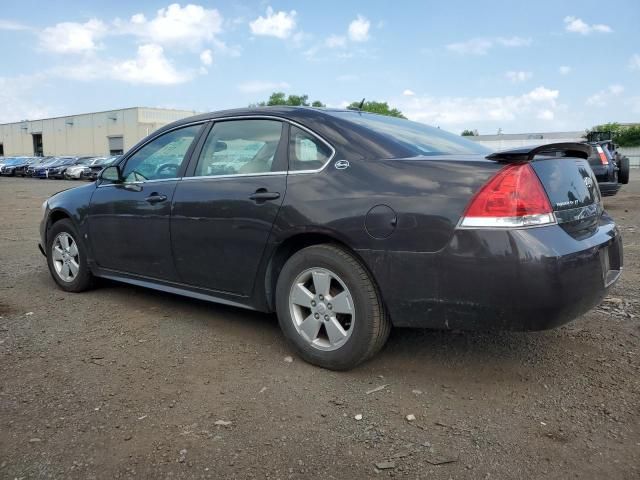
[289,267,355,351]
[51,232,80,283]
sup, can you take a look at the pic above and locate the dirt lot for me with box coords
[0,176,639,480]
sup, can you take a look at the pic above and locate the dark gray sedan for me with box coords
[38,107,623,369]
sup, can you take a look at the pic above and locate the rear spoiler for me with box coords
[486,142,591,163]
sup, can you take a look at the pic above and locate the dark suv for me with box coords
[586,141,630,196]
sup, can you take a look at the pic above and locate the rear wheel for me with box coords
[46,219,94,292]
[275,244,390,370]
[619,156,630,184]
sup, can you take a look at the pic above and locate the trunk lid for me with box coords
[487,143,602,237]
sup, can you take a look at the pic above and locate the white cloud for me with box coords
[237,80,290,94]
[564,16,612,35]
[112,44,191,85]
[0,74,50,123]
[39,18,106,54]
[249,7,297,39]
[629,54,640,71]
[586,84,624,106]
[305,16,375,60]
[403,89,416,96]
[200,49,213,66]
[396,86,560,130]
[348,15,370,42]
[537,109,555,120]
[559,65,572,75]
[447,38,492,55]
[124,4,223,49]
[325,35,347,48]
[447,36,530,55]
[505,71,532,83]
[496,36,532,47]
[0,19,30,31]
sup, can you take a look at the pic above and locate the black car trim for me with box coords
[486,142,591,162]
[93,267,255,310]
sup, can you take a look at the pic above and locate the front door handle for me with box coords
[249,190,280,202]
[145,193,167,204]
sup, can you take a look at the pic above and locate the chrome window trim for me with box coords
[98,115,338,187]
[97,177,180,188]
[182,171,287,182]
[190,115,336,178]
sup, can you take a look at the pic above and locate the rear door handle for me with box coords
[249,191,280,202]
[145,193,167,204]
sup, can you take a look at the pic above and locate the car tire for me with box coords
[619,156,630,185]
[275,244,390,370]
[46,219,94,293]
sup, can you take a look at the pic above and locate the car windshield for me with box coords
[329,111,491,156]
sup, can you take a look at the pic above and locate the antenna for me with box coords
[358,98,366,110]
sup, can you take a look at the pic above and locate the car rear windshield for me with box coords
[328,111,491,156]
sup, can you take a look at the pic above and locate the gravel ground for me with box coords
[0,176,639,480]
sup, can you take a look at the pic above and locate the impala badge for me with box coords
[584,176,593,188]
[334,160,350,170]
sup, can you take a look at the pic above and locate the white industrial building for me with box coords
[0,107,198,157]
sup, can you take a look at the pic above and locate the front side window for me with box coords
[289,126,333,171]
[121,125,201,183]
[194,120,283,177]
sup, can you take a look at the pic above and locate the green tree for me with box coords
[251,92,326,108]
[461,129,476,136]
[586,122,640,147]
[347,100,406,118]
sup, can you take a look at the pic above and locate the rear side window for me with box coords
[289,126,333,171]
[329,111,491,156]
[195,120,283,177]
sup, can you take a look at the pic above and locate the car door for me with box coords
[171,118,287,296]
[88,123,204,280]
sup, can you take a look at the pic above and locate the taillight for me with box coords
[596,145,608,165]
[460,163,555,228]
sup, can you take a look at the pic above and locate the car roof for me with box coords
[149,107,440,160]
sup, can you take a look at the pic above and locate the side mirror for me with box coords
[100,165,122,183]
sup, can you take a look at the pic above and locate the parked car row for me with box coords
[0,155,120,180]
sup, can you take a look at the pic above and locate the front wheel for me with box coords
[275,244,390,370]
[46,219,94,292]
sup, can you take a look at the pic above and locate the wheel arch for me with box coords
[263,232,385,314]
[45,208,77,244]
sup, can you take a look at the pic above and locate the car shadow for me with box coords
[94,278,559,375]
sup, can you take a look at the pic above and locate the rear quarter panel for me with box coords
[274,157,501,253]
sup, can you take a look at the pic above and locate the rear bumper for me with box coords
[599,181,621,197]
[358,214,623,331]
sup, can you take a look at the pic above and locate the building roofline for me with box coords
[0,106,199,126]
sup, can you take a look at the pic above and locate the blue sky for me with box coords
[1,0,638,134]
